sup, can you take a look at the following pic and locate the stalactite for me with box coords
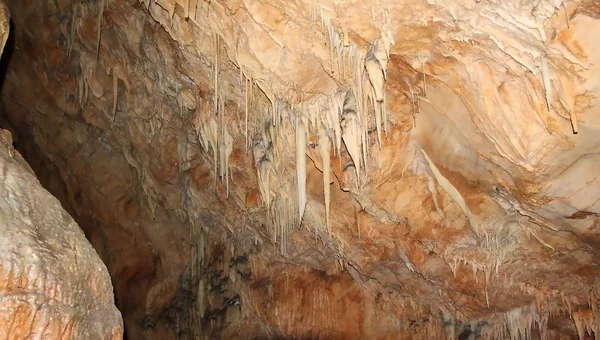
[245,76,249,149]
[296,120,307,223]
[112,70,118,121]
[221,127,233,197]
[268,118,277,158]
[206,116,219,184]
[68,3,78,58]
[327,21,336,74]
[503,306,538,340]
[328,93,343,157]
[365,52,385,102]
[318,126,331,235]
[83,72,89,106]
[254,143,272,208]
[365,80,382,147]
[354,198,361,239]
[218,72,225,158]
[214,34,219,116]
[484,266,491,308]
[341,97,361,182]
[85,68,104,99]
[191,0,198,21]
[427,178,445,218]
[198,227,205,266]
[77,73,84,109]
[573,310,586,340]
[141,168,158,220]
[562,291,573,318]
[422,62,427,97]
[61,85,67,117]
[96,0,106,60]
[570,107,579,134]
[541,57,552,113]
[536,20,547,43]
[416,144,479,236]
[382,84,388,135]
[169,2,176,24]
[564,2,570,28]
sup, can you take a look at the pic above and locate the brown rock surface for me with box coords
[0,2,123,338]
[0,0,598,338]
[0,126,124,337]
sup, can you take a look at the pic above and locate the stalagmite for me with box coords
[318,126,331,234]
[296,120,307,223]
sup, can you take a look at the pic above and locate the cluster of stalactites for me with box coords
[194,4,397,253]
[247,55,394,251]
[455,305,544,339]
[251,116,299,254]
[197,34,234,198]
[249,89,363,250]
[314,3,395,150]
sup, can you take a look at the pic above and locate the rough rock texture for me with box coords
[0,0,599,338]
[0,126,124,338]
[0,2,123,338]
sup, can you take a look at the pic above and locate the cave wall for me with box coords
[0,2,123,337]
[0,124,124,338]
[0,0,599,338]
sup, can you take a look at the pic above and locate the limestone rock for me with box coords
[0,0,599,338]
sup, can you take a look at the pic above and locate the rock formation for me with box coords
[0,0,598,338]
[0,125,124,338]
[0,3,123,337]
